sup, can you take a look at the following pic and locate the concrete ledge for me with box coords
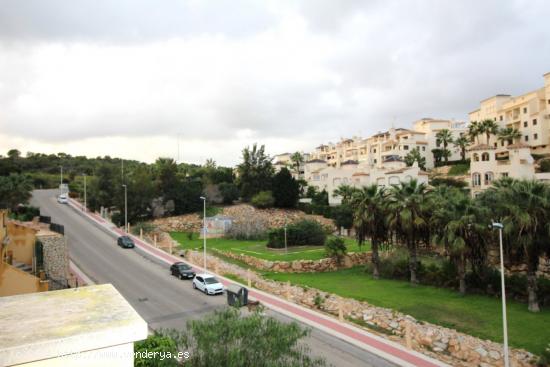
[0,284,148,366]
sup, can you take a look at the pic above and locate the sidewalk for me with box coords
[67,199,449,367]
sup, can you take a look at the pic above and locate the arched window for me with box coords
[388,176,400,185]
[473,153,480,162]
[481,152,490,161]
[472,173,481,187]
[484,172,494,185]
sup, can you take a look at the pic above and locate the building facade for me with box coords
[468,72,550,156]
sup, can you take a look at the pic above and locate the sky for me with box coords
[0,0,549,166]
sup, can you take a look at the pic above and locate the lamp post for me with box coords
[491,222,509,367]
[122,184,128,233]
[60,166,63,186]
[284,220,288,254]
[82,174,87,211]
[200,196,207,272]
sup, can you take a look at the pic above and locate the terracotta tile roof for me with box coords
[341,160,359,165]
[468,144,495,151]
[506,142,531,149]
[385,169,406,174]
[306,159,327,163]
[351,172,369,176]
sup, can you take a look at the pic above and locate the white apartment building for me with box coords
[308,119,467,170]
[273,152,310,179]
[468,72,550,156]
[304,159,429,205]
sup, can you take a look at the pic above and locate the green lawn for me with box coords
[170,232,370,262]
[264,267,550,356]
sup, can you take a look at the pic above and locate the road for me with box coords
[32,189,396,367]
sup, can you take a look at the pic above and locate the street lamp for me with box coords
[200,196,207,272]
[122,184,128,233]
[491,222,509,367]
[82,174,87,211]
[284,219,288,254]
[60,166,63,186]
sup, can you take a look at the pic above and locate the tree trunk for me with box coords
[527,270,540,312]
[461,148,465,161]
[457,255,466,295]
[371,241,380,279]
[408,242,418,285]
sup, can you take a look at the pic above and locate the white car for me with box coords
[57,194,69,204]
[192,274,224,295]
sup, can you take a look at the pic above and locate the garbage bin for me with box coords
[226,284,248,307]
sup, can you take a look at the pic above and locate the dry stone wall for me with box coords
[184,250,536,367]
[38,234,69,289]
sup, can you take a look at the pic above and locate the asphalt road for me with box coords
[32,189,396,367]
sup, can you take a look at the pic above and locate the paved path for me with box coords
[33,189,448,367]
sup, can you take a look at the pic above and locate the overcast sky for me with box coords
[1,0,549,166]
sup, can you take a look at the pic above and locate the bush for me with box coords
[134,332,179,367]
[132,222,156,236]
[331,205,353,230]
[267,220,326,248]
[325,237,347,261]
[251,191,275,209]
[218,182,240,204]
[10,205,40,221]
[448,163,470,176]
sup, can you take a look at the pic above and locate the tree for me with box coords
[251,191,275,209]
[332,184,357,205]
[404,147,426,169]
[7,149,21,159]
[218,182,239,204]
[497,127,522,146]
[88,163,119,211]
[272,168,299,208]
[330,204,353,233]
[468,121,482,145]
[436,129,453,163]
[237,144,274,201]
[122,165,156,223]
[482,179,550,312]
[453,135,469,161]
[179,308,326,367]
[480,119,499,146]
[0,174,33,210]
[387,180,429,285]
[290,152,304,176]
[350,185,388,278]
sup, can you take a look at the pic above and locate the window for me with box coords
[501,172,509,177]
[494,143,497,148]
[403,145,409,150]
[533,119,537,126]
[373,159,377,163]
[373,148,377,153]
[501,140,504,147]
[523,107,527,113]
[436,139,441,148]
[534,133,538,140]
[500,115,503,121]
[473,153,480,162]
[525,135,529,142]
[422,146,426,151]
[481,152,490,161]
[484,172,493,185]
[472,173,481,187]
[524,121,528,127]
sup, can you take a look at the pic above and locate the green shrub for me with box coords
[267,220,326,248]
[448,163,470,176]
[218,182,240,204]
[10,205,40,221]
[131,222,156,236]
[251,191,275,209]
[324,237,347,261]
[134,331,179,367]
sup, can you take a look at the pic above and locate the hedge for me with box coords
[267,220,326,248]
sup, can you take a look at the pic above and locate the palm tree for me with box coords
[404,147,426,169]
[350,185,388,279]
[290,152,304,176]
[468,121,481,145]
[333,184,357,205]
[480,119,499,146]
[484,179,550,312]
[453,135,469,161]
[436,129,453,163]
[497,127,522,146]
[387,179,429,285]
[432,187,487,294]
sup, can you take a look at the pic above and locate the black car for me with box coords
[117,236,135,248]
[170,262,196,279]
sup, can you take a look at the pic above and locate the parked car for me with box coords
[192,274,224,295]
[117,236,135,249]
[57,194,69,204]
[170,262,195,279]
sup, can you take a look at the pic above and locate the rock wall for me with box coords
[487,246,550,279]
[216,250,372,273]
[151,204,336,233]
[39,234,69,289]
[184,250,536,367]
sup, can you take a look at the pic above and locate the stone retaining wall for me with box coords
[216,250,372,273]
[184,250,536,367]
[38,234,69,289]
